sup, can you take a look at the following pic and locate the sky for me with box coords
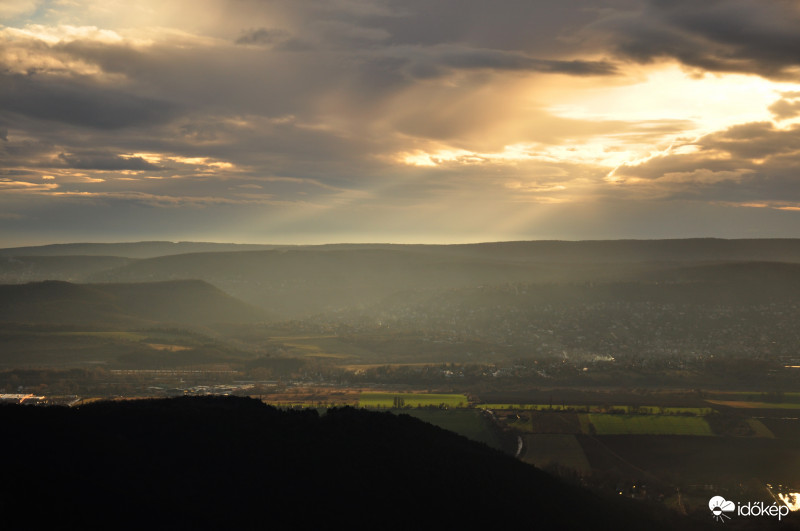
[2,0,800,245]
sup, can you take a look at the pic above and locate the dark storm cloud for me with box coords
[57,152,163,171]
[613,120,800,203]
[593,0,800,78]
[0,129,53,169]
[0,73,179,130]
[414,48,618,77]
[234,27,310,50]
[235,27,290,45]
[0,168,38,177]
[769,93,800,120]
[364,0,636,53]
[702,122,800,160]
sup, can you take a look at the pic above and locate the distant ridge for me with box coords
[3,239,800,318]
[432,238,800,263]
[82,240,800,317]
[3,238,800,261]
[0,241,282,259]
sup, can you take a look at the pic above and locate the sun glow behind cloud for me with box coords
[398,64,800,173]
[548,65,792,127]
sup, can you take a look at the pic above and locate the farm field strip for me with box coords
[146,343,192,351]
[267,336,374,359]
[578,414,593,434]
[359,392,468,408]
[342,362,434,371]
[260,401,358,408]
[45,331,148,341]
[585,414,714,436]
[477,404,712,415]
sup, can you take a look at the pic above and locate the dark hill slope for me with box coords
[89,249,800,317]
[0,396,713,530]
[0,280,265,326]
[97,280,267,323]
[369,263,800,313]
[88,248,553,316]
[435,238,800,263]
[0,281,135,326]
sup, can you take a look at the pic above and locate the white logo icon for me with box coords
[709,496,735,522]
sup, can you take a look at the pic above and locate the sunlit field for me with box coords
[358,393,469,408]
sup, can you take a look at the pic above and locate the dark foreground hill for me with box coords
[0,397,711,530]
[0,280,265,326]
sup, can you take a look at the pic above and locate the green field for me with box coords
[359,392,468,408]
[578,414,592,434]
[478,404,712,415]
[267,335,373,360]
[479,403,580,411]
[586,414,714,436]
[263,402,355,409]
[54,331,148,341]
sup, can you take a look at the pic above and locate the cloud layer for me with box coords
[1,0,799,244]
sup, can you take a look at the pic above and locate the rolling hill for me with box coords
[0,255,135,283]
[4,238,800,261]
[2,239,800,318]
[85,245,800,317]
[0,280,266,326]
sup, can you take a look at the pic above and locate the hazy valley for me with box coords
[3,239,800,528]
